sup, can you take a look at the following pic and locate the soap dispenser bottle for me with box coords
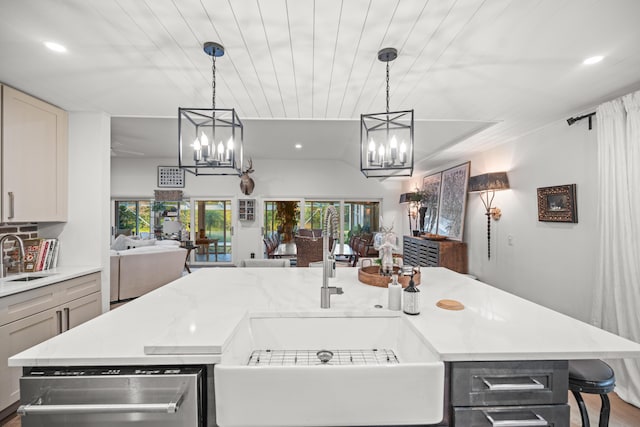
[403,274,420,315]
[388,274,402,311]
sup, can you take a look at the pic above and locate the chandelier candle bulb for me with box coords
[192,138,201,161]
[400,142,407,163]
[201,132,209,158]
[217,141,224,162]
[388,275,402,311]
[226,137,233,161]
[390,136,398,161]
[368,139,376,163]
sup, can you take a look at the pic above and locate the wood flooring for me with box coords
[1,391,639,426]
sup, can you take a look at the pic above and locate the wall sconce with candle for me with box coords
[468,172,510,260]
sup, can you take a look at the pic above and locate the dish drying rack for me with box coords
[247,349,399,366]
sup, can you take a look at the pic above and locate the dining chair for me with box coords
[294,235,323,267]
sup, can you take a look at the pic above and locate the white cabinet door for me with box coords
[0,308,58,410]
[62,291,102,331]
[0,273,102,413]
[1,85,68,222]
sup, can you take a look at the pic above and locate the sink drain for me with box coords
[316,350,334,363]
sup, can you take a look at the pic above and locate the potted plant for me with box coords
[275,201,299,243]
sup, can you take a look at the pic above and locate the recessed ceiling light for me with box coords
[295,144,302,149]
[44,41,67,53]
[583,55,603,65]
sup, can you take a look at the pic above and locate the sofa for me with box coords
[110,240,187,302]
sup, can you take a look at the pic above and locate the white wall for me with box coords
[40,112,112,311]
[111,157,405,261]
[114,120,598,321]
[454,120,597,322]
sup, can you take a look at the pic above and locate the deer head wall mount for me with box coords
[240,158,255,195]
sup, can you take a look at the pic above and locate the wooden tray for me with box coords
[358,265,421,288]
[422,233,448,241]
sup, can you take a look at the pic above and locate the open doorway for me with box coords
[192,200,233,264]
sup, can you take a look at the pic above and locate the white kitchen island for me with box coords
[10,267,640,427]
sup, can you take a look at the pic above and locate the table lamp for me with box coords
[399,191,423,235]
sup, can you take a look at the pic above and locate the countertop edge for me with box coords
[9,354,222,367]
[0,266,102,298]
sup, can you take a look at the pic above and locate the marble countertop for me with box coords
[10,267,640,367]
[0,266,102,298]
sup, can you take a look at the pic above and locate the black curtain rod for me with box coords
[566,111,596,130]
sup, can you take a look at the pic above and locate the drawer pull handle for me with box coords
[8,192,15,219]
[64,307,70,331]
[482,377,544,391]
[484,410,548,427]
[56,310,62,335]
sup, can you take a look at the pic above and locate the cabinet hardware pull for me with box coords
[8,192,15,219]
[484,410,548,427]
[55,310,62,334]
[482,377,544,391]
[64,307,70,331]
[17,401,181,416]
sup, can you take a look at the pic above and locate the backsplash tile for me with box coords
[1,222,38,272]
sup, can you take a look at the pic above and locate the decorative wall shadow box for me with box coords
[158,166,185,188]
[537,184,577,223]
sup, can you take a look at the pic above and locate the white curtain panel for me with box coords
[592,90,640,406]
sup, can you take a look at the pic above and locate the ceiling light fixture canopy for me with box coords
[178,41,243,176]
[360,47,414,178]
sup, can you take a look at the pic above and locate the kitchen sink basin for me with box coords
[214,313,444,427]
[5,273,56,282]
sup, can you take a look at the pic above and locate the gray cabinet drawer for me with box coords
[454,404,569,427]
[451,361,568,406]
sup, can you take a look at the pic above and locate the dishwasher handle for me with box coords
[18,384,186,416]
[18,401,180,416]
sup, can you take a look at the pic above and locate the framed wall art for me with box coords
[158,166,185,188]
[436,162,470,240]
[537,184,578,223]
[421,172,442,234]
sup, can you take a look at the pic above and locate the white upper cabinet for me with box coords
[1,85,68,222]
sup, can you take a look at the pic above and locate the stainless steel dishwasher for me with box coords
[18,366,206,426]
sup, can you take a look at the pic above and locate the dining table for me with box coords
[272,242,354,260]
[271,242,296,258]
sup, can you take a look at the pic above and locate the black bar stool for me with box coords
[569,359,616,427]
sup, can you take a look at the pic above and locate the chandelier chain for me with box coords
[385,61,390,113]
[211,55,217,110]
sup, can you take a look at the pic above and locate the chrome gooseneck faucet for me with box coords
[0,234,26,278]
[321,205,343,308]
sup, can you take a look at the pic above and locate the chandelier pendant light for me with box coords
[178,42,243,176]
[360,47,414,178]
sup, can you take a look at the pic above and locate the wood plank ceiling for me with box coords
[1,0,639,172]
